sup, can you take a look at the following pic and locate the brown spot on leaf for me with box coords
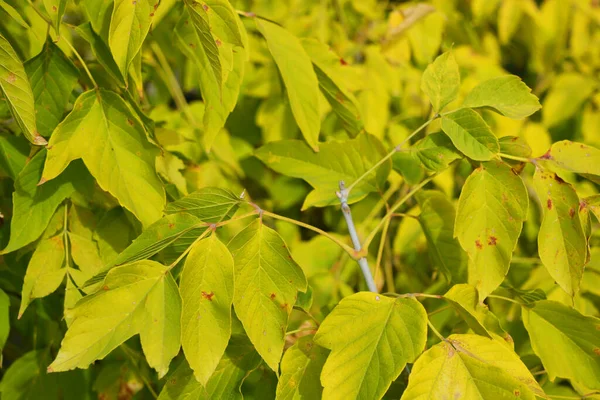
[7,73,16,83]
[203,3,209,11]
[270,293,276,300]
[488,236,497,246]
[149,12,154,16]
[580,200,588,211]
[553,174,565,184]
[569,208,575,218]
[168,222,175,229]
[475,240,483,250]
[127,119,134,126]
[510,168,519,175]
[189,43,196,48]
[340,58,348,66]
[280,303,288,310]
[202,291,214,301]
[514,390,520,397]
[52,5,57,11]
[547,199,553,210]
[335,92,345,103]
[215,39,222,47]
[594,348,600,356]
[103,285,109,291]
[539,150,552,160]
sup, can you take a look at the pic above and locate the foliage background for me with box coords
[0,0,599,398]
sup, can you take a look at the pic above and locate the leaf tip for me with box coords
[33,134,48,146]
[37,177,48,186]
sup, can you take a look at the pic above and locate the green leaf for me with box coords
[228,219,307,371]
[541,140,600,183]
[276,336,328,400]
[455,160,529,299]
[501,285,546,305]
[301,38,363,137]
[0,134,28,179]
[401,334,546,399]
[523,300,600,389]
[314,292,427,400]
[49,260,181,377]
[0,1,29,29]
[392,152,425,185]
[0,288,9,366]
[74,22,125,86]
[165,187,241,221]
[158,335,262,400]
[43,0,68,34]
[24,40,79,137]
[181,234,234,385]
[256,19,321,151]
[175,12,245,152]
[109,0,157,78]
[421,50,460,113]
[200,0,244,47]
[444,284,510,342]
[532,168,586,297]
[3,150,90,254]
[499,136,532,160]
[41,89,165,227]
[0,33,46,145]
[417,190,466,281]
[255,134,390,208]
[462,75,541,119]
[542,73,597,128]
[441,108,500,161]
[410,132,463,173]
[18,235,66,318]
[581,194,600,222]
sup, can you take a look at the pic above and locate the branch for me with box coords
[337,181,377,293]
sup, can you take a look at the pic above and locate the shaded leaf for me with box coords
[228,219,307,371]
[410,132,462,173]
[43,0,68,34]
[421,50,460,113]
[0,134,28,179]
[74,22,125,86]
[314,292,427,400]
[165,187,241,221]
[441,108,499,161]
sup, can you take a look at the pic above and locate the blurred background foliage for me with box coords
[0,0,599,398]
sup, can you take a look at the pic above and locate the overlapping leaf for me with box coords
[441,108,499,161]
[409,132,462,172]
[41,89,165,227]
[532,168,586,296]
[455,160,529,299]
[421,50,460,113]
[539,140,600,184]
[314,292,427,400]
[228,219,307,371]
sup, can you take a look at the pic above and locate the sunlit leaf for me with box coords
[540,140,600,183]
[455,160,529,299]
[421,50,460,113]
[228,219,307,371]
[532,168,586,297]
[314,292,427,400]
[410,132,462,173]
[441,108,500,161]
[43,0,68,34]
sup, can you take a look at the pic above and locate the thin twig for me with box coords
[499,153,532,163]
[487,294,522,305]
[427,319,445,342]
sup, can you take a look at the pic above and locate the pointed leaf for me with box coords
[3,151,90,254]
[24,40,79,137]
[417,190,466,281]
[402,334,546,399]
[256,19,321,151]
[0,34,45,145]
[421,50,460,113]
[301,38,363,137]
[181,234,234,385]
[19,235,66,318]
[109,0,158,77]
[158,335,262,400]
[523,300,600,389]
[441,108,500,161]
[410,132,462,173]
[462,75,541,119]
[455,160,529,299]
[541,140,600,183]
[228,219,307,371]
[314,292,427,400]
[532,168,586,296]
[165,187,241,221]
[41,89,165,227]
[199,0,244,47]
[49,260,181,376]
[43,0,68,34]
[276,336,328,400]
[255,134,390,208]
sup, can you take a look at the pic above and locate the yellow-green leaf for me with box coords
[441,108,500,161]
[256,19,321,151]
[181,234,234,385]
[532,168,586,297]
[421,50,460,113]
[402,334,546,399]
[541,140,600,183]
[43,0,68,34]
[455,161,529,299]
[41,89,165,227]
[523,300,600,389]
[410,132,463,173]
[462,75,541,119]
[542,73,596,128]
[0,34,45,145]
[228,219,307,371]
[314,292,427,400]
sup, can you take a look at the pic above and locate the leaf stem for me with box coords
[364,173,438,249]
[498,153,532,163]
[398,293,444,299]
[427,319,445,342]
[168,228,212,270]
[345,116,438,195]
[487,294,522,305]
[375,217,390,286]
[337,181,377,292]
[285,327,317,336]
[261,210,357,258]
[62,36,99,89]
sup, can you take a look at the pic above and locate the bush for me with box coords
[0,0,599,399]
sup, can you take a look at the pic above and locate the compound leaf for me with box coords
[228,219,307,371]
[314,292,427,400]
